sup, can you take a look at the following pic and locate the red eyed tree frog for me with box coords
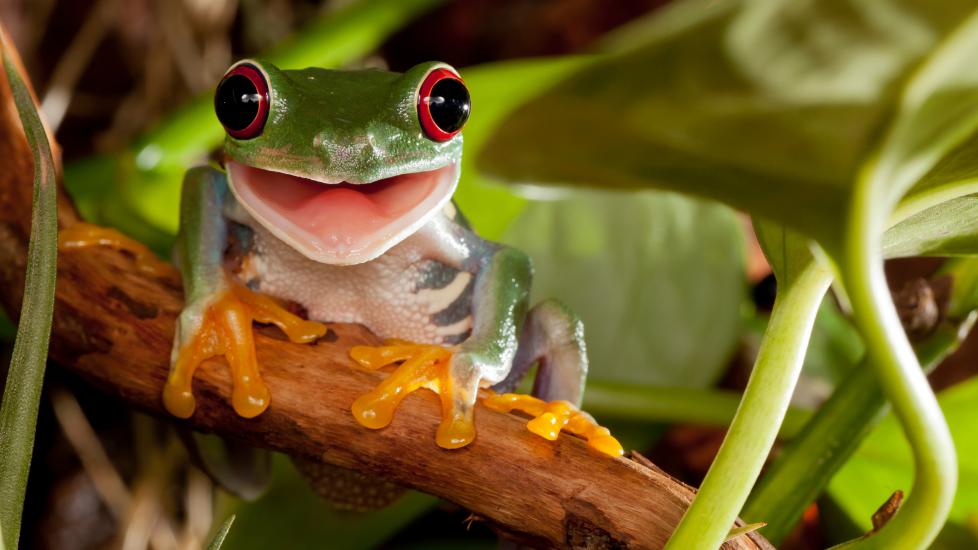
[61,60,622,457]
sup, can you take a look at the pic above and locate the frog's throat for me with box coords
[226,161,458,265]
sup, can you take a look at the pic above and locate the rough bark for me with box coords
[0,31,772,550]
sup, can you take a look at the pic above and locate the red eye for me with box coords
[418,68,470,142]
[215,63,269,139]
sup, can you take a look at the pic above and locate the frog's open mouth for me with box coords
[226,161,458,265]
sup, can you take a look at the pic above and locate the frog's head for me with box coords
[215,60,470,265]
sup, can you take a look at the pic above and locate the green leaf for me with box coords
[0,37,59,550]
[476,0,977,250]
[828,376,978,542]
[501,189,745,387]
[883,194,978,258]
[454,56,591,239]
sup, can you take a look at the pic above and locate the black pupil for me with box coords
[215,74,262,131]
[427,78,470,133]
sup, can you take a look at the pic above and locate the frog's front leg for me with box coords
[164,167,326,419]
[350,246,531,449]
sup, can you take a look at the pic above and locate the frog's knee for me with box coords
[530,299,586,350]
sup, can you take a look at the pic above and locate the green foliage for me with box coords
[478,0,977,249]
[0,39,59,550]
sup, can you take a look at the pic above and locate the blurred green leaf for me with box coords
[883,195,978,258]
[0,39,59,550]
[222,455,437,550]
[455,56,590,239]
[501,189,744,387]
[828,376,978,540]
[476,0,978,253]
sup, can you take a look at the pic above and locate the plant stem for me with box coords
[742,320,966,544]
[0,40,59,550]
[664,263,831,550]
[583,382,812,439]
[830,185,957,549]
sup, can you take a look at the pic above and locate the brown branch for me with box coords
[0,33,772,550]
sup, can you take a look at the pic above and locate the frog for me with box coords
[60,59,622,458]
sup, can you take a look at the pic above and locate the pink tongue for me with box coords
[228,162,442,253]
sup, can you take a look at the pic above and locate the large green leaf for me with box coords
[501,189,745,387]
[476,0,978,252]
[455,56,590,239]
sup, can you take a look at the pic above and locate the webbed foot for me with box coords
[482,392,624,457]
[164,281,327,419]
[58,222,179,279]
[349,342,479,449]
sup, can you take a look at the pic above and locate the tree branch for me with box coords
[0,37,771,549]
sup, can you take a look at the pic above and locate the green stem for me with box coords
[742,320,965,544]
[0,43,59,550]
[664,263,831,550]
[831,202,957,548]
[583,382,812,439]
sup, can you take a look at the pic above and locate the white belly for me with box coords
[238,220,473,345]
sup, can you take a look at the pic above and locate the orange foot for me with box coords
[349,342,477,449]
[164,281,327,419]
[483,392,624,457]
[58,222,179,279]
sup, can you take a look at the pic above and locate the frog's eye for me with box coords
[418,68,470,142]
[215,63,269,140]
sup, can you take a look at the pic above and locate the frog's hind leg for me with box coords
[492,299,587,405]
[485,300,623,457]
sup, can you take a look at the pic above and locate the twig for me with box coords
[39,0,118,131]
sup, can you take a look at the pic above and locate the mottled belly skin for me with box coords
[232,220,474,345]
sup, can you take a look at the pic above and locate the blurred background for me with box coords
[1,0,978,548]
